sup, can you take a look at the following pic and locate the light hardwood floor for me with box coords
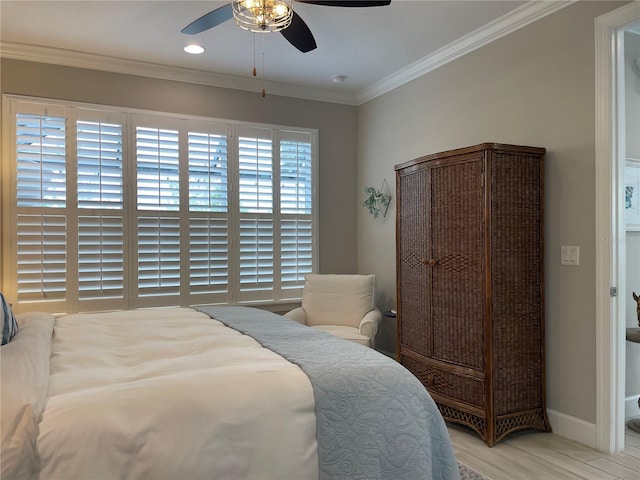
[448,422,640,479]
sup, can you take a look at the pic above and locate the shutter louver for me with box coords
[78,216,124,299]
[239,218,274,294]
[189,217,229,294]
[280,219,312,289]
[280,139,312,214]
[137,216,181,295]
[16,113,66,208]
[136,127,180,211]
[239,135,273,213]
[188,132,228,213]
[77,121,123,209]
[16,214,66,301]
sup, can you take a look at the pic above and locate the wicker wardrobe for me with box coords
[395,143,551,446]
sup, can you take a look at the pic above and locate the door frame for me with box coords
[595,1,640,454]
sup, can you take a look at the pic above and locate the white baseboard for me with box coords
[546,408,597,449]
[626,394,640,419]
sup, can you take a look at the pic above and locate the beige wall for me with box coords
[356,1,626,425]
[0,58,359,279]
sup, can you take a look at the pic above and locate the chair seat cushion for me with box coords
[310,325,371,347]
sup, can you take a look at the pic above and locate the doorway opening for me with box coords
[622,24,640,454]
[595,2,640,455]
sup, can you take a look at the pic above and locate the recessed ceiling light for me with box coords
[184,44,205,55]
[332,75,347,84]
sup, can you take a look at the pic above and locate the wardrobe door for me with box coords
[397,167,431,358]
[429,158,485,370]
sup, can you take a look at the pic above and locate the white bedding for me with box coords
[1,312,55,480]
[2,306,460,480]
[18,307,318,480]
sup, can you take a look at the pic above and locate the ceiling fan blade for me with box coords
[280,11,317,53]
[298,1,391,6]
[181,3,234,35]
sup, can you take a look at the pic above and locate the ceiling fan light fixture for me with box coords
[232,0,293,33]
[184,44,205,54]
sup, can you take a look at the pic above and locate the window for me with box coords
[2,97,317,313]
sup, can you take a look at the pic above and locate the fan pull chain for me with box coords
[251,33,266,97]
[262,33,266,98]
[252,34,257,77]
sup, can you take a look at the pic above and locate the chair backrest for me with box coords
[302,274,375,328]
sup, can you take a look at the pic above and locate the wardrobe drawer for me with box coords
[402,355,485,408]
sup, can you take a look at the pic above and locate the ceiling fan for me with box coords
[181,0,392,53]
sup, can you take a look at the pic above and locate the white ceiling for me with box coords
[1,0,562,104]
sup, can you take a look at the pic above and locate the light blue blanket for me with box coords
[196,306,460,480]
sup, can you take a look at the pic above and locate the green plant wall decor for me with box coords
[363,179,391,219]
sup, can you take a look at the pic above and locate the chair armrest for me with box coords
[359,309,382,347]
[283,307,307,325]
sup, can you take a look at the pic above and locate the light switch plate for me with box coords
[561,246,580,266]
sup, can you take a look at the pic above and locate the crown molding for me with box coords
[0,42,357,105]
[1,1,574,107]
[355,0,576,105]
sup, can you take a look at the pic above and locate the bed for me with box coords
[1,305,460,480]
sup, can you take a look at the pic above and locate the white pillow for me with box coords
[302,274,375,328]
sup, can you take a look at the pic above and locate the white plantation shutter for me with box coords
[135,123,181,302]
[14,109,67,306]
[188,129,229,300]
[237,129,275,300]
[5,97,316,312]
[76,114,126,305]
[279,133,313,296]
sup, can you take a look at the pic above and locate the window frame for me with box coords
[1,94,318,314]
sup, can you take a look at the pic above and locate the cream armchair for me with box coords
[284,274,381,348]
